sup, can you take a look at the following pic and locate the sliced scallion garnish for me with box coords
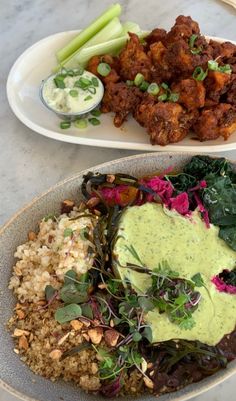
[84,95,92,101]
[54,75,65,89]
[88,87,96,94]
[88,117,101,125]
[126,80,134,86]
[147,83,160,96]
[97,62,111,77]
[91,77,99,87]
[69,89,78,97]
[192,66,208,81]
[208,60,232,74]
[158,93,168,101]
[161,82,169,90]
[189,34,202,54]
[168,92,179,102]
[139,80,149,91]
[60,121,71,129]
[74,65,84,76]
[91,109,101,117]
[134,73,144,86]
[74,119,88,129]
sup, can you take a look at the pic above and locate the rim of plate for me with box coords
[0,152,236,401]
[6,32,236,151]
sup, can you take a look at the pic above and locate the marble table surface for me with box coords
[0,0,235,400]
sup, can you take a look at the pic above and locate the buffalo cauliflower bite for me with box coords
[87,55,120,84]
[135,100,197,146]
[119,32,152,81]
[193,103,236,141]
[204,70,231,102]
[101,82,142,127]
[171,78,205,110]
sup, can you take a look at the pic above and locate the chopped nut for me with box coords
[29,333,34,342]
[106,174,116,183]
[147,362,153,369]
[91,362,99,374]
[14,266,22,276]
[70,320,83,331]
[86,197,100,208]
[141,358,148,373]
[98,283,107,290]
[15,303,23,310]
[94,209,101,216]
[16,309,25,320]
[14,348,19,354]
[79,318,90,327]
[110,319,114,328]
[36,300,46,306]
[104,329,120,347]
[78,201,86,211]
[19,335,29,350]
[28,231,36,241]
[61,199,75,214]
[149,370,154,377]
[58,332,70,345]
[13,328,30,337]
[49,349,62,360]
[143,376,154,389]
[82,333,90,342]
[88,327,103,344]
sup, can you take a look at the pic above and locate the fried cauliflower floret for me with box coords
[135,101,197,146]
[205,70,231,102]
[145,28,167,48]
[171,78,205,110]
[119,32,152,81]
[101,82,142,127]
[193,103,236,141]
[165,15,200,45]
[87,55,120,84]
[209,40,236,60]
[226,78,236,105]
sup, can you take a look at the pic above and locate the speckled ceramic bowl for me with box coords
[0,152,235,401]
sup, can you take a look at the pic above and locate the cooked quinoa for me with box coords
[9,207,96,302]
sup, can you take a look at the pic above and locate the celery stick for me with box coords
[121,21,141,35]
[57,17,123,70]
[56,3,122,62]
[67,31,149,68]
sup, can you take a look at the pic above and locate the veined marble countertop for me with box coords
[0,0,235,400]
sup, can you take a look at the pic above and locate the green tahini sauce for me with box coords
[114,203,236,346]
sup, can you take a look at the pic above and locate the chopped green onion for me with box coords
[97,62,111,77]
[192,66,208,81]
[91,77,99,87]
[74,66,84,76]
[54,75,65,89]
[60,68,68,76]
[69,89,78,97]
[88,87,96,94]
[208,60,232,74]
[189,34,198,49]
[88,117,101,125]
[67,69,75,76]
[134,73,144,86]
[147,83,160,95]
[91,109,101,117]
[139,80,149,91]
[74,119,88,129]
[219,64,232,74]
[126,80,134,86]
[189,34,202,54]
[169,92,179,102]
[84,95,92,101]
[74,77,92,89]
[60,121,71,129]
[208,60,219,71]
[158,93,168,101]
[161,82,169,90]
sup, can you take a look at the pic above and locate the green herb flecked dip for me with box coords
[114,203,236,346]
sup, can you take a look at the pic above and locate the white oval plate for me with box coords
[6,31,236,152]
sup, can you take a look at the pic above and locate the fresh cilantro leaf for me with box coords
[191,273,204,287]
[64,228,73,238]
